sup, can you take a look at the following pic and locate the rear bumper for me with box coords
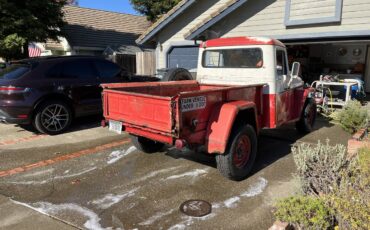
[0,107,31,124]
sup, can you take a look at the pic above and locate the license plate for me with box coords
[109,120,122,134]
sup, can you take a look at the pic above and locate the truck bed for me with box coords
[102,80,265,144]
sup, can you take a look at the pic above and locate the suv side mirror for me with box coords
[291,62,300,78]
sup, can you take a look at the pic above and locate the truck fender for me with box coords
[205,101,258,154]
[295,87,315,118]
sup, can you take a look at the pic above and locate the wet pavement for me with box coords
[0,116,351,230]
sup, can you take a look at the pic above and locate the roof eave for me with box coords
[136,0,197,45]
[185,0,248,40]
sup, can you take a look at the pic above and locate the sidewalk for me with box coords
[0,195,76,230]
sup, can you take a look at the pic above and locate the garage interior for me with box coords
[286,41,370,106]
[286,41,369,88]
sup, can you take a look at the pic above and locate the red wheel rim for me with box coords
[233,135,251,169]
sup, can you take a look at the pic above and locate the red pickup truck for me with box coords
[102,37,316,181]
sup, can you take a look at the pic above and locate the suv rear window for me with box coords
[202,48,263,68]
[0,64,30,80]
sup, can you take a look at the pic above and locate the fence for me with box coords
[136,52,156,76]
[114,54,136,74]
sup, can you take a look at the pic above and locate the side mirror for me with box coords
[291,62,300,78]
[276,65,283,71]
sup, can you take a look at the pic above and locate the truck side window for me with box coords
[276,50,287,76]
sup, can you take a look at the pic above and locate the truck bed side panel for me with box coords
[178,85,264,144]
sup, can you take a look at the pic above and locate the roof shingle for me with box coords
[62,6,152,49]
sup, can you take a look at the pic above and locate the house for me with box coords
[38,5,152,73]
[137,0,370,91]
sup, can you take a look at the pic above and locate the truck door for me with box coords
[275,48,293,125]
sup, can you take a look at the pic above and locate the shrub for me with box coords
[274,196,334,229]
[292,140,348,195]
[330,101,368,134]
[328,147,370,229]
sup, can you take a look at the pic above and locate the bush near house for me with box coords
[292,140,348,196]
[328,147,370,229]
[274,142,370,229]
[274,196,334,230]
[330,101,368,134]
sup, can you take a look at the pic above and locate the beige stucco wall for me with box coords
[154,0,370,70]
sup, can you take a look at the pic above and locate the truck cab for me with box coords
[197,36,308,128]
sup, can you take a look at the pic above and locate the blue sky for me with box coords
[78,0,139,15]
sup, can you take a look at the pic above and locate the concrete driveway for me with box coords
[0,116,351,230]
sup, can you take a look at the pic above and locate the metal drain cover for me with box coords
[180,200,212,217]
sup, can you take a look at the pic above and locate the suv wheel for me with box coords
[33,100,72,135]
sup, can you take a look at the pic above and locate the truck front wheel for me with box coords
[130,135,164,153]
[296,98,316,134]
[216,125,257,181]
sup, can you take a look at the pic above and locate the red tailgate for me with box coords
[104,90,173,134]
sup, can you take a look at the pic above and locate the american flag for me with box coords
[28,43,42,57]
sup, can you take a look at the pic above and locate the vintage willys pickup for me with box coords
[101,37,316,181]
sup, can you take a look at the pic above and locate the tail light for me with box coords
[0,86,29,94]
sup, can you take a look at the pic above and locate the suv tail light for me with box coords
[0,86,29,94]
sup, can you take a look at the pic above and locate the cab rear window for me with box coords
[0,64,30,80]
[202,48,263,68]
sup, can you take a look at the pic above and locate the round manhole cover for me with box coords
[180,200,212,217]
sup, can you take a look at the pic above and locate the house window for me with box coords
[285,0,343,26]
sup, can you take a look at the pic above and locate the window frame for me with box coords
[276,49,289,76]
[60,59,98,80]
[201,48,264,69]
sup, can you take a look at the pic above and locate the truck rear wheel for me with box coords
[296,98,316,134]
[130,135,164,153]
[216,125,257,181]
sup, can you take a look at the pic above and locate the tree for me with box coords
[130,0,181,22]
[0,34,26,61]
[0,0,67,59]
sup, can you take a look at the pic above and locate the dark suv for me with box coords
[0,56,158,134]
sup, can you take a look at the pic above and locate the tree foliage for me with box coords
[0,34,26,60]
[130,0,181,22]
[0,0,67,59]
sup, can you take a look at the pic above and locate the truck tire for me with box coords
[33,100,73,135]
[296,98,316,134]
[130,135,164,153]
[216,124,257,181]
[162,68,193,81]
